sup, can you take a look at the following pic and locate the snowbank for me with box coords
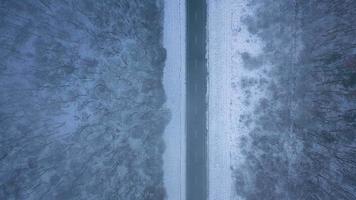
[163,0,186,199]
[207,0,233,199]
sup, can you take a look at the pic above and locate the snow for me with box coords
[207,1,233,199]
[163,1,269,199]
[163,0,186,200]
[0,1,168,199]
[228,0,268,165]
[207,0,266,199]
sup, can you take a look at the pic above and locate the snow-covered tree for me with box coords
[234,1,356,199]
[0,1,169,199]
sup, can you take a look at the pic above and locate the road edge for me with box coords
[163,0,186,199]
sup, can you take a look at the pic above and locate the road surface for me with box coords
[186,0,208,200]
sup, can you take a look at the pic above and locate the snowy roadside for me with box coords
[207,0,267,199]
[163,0,186,200]
[207,0,233,199]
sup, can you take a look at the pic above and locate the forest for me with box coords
[234,0,356,199]
[0,1,168,199]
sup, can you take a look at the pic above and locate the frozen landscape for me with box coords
[0,1,168,199]
[208,0,356,199]
[1,0,356,199]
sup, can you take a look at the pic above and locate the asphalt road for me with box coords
[186,0,208,200]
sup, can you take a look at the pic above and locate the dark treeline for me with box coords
[0,0,168,199]
[235,0,356,199]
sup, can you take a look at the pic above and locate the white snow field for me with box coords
[207,0,233,199]
[208,0,266,199]
[163,0,186,200]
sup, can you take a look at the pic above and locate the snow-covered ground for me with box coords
[207,1,233,199]
[207,0,266,199]
[163,0,186,200]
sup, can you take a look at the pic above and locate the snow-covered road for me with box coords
[165,0,356,199]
